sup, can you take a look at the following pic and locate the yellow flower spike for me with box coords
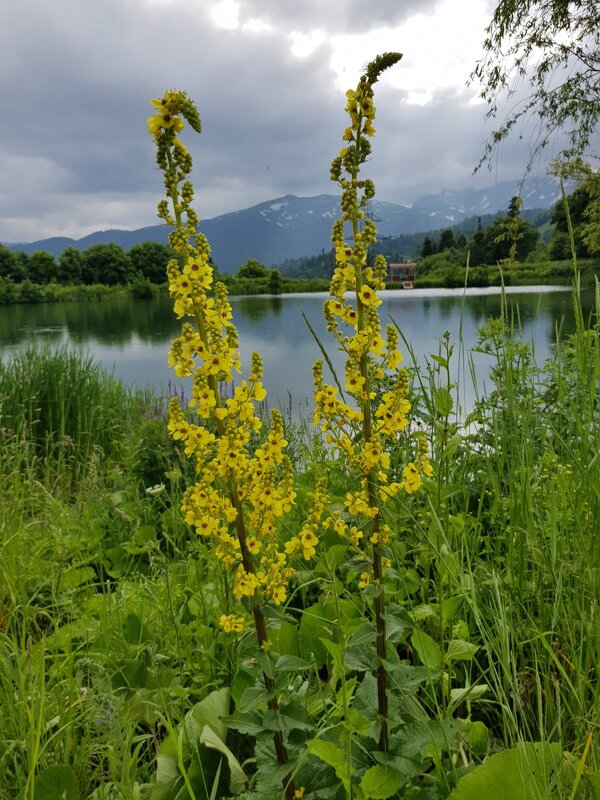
[149,89,303,795]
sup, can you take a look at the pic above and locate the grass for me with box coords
[0,284,598,798]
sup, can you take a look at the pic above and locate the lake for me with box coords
[0,286,592,415]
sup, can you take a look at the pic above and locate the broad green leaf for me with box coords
[33,765,79,800]
[434,386,453,416]
[450,684,489,707]
[320,638,343,665]
[300,598,360,665]
[361,765,405,799]
[430,354,448,368]
[222,711,264,735]
[448,742,563,800]
[445,639,479,662]
[58,566,96,591]
[397,719,462,762]
[309,740,350,795]
[346,707,371,736]
[154,730,179,785]
[186,688,230,742]
[276,655,311,672]
[122,613,151,645]
[276,621,300,657]
[440,596,463,622]
[411,630,442,669]
[200,724,247,796]
[309,740,344,768]
[410,604,436,622]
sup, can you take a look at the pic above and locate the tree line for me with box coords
[0,242,171,286]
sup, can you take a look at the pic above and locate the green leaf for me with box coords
[309,739,344,768]
[223,711,266,735]
[58,567,96,591]
[448,742,563,800]
[445,639,479,662]
[397,719,462,762]
[276,621,300,657]
[361,765,405,799]
[199,724,247,796]
[441,596,463,622]
[430,354,448,368]
[34,766,79,800]
[434,387,453,416]
[411,630,442,669]
[122,613,152,645]
[186,688,230,742]
[276,655,311,672]
[588,772,600,799]
[309,740,350,795]
[450,684,489,707]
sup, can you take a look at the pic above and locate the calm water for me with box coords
[0,287,592,414]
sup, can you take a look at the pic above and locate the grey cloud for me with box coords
[238,0,441,33]
[0,0,565,243]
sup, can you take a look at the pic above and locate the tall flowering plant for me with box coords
[147,91,298,797]
[313,53,432,752]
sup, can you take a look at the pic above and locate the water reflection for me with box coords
[0,286,592,411]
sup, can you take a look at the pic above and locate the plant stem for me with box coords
[351,179,388,752]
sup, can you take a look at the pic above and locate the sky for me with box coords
[0,0,570,243]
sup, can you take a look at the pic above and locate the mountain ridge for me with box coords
[2,177,562,272]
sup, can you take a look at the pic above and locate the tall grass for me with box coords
[0,346,137,485]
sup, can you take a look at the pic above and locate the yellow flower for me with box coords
[402,463,422,494]
[219,614,246,633]
[345,371,365,393]
[336,245,354,264]
[358,571,370,589]
[388,349,403,369]
[271,585,287,605]
[357,286,380,307]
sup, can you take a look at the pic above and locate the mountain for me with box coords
[1,176,562,273]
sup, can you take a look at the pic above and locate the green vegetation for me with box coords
[1,278,598,798]
[471,0,600,168]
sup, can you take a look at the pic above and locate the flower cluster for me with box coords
[314,56,432,534]
[148,90,298,631]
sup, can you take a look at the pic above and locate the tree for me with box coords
[238,258,269,279]
[469,219,487,266]
[438,229,455,251]
[266,268,283,295]
[485,198,539,262]
[129,241,171,284]
[82,243,134,285]
[0,245,17,279]
[549,167,600,256]
[472,0,600,168]
[420,236,436,257]
[28,251,58,284]
[58,247,84,284]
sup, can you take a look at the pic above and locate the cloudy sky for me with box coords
[0,0,567,243]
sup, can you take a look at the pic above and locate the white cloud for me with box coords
[211,0,240,30]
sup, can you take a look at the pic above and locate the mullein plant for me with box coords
[147,91,299,798]
[312,53,432,752]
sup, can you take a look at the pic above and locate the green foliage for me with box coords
[448,743,564,799]
[472,0,600,167]
[129,241,172,284]
[82,243,135,285]
[238,258,269,279]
